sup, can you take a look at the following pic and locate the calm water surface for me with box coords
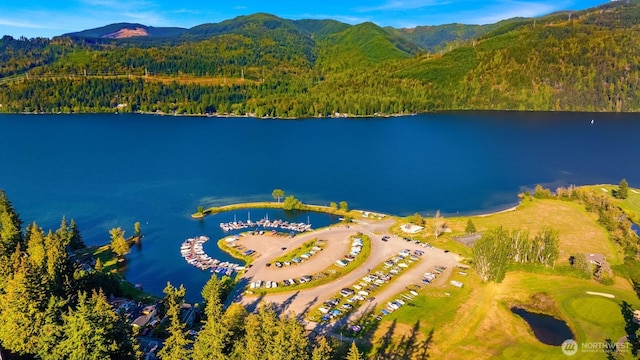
[1,112,639,300]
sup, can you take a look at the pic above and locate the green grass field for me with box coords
[379,272,639,359]
[446,198,620,265]
[366,194,638,359]
[585,184,640,223]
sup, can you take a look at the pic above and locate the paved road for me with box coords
[226,218,463,335]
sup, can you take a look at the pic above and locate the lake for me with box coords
[1,111,639,301]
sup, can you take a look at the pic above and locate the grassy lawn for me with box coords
[404,272,640,359]
[446,198,620,265]
[217,238,255,265]
[361,195,639,359]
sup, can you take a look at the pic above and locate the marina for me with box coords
[219,215,312,233]
[180,235,243,275]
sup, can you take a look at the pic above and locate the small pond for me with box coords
[511,307,574,346]
[632,223,639,237]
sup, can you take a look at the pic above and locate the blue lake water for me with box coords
[1,111,639,301]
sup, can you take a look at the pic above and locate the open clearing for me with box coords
[384,272,639,359]
[446,198,620,265]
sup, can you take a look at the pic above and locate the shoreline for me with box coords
[192,201,522,221]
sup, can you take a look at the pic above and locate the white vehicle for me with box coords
[358,290,369,296]
[255,280,263,288]
[249,282,256,289]
[319,307,330,314]
[265,281,271,289]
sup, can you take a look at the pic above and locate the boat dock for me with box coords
[219,217,312,232]
[180,235,242,275]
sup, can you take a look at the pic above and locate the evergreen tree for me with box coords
[26,221,47,268]
[109,227,129,258]
[465,219,477,234]
[36,296,67,360]
[69,218,86,250]
[56,216,71,247]
[279,316,310,360]
[94,258,104,272]
[0,189,23,257]
[45,229,73,297]
[311,336,333,360]
[222,303,248,353]
[616,179,629,199]
[345,341,362,360]
[0,252,48,356]
[57,290,139,360]
[339,201,348,212]
[193,276,229,360]
[236,304,280,360]
[158,282,192,360]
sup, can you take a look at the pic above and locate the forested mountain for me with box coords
[2,0,640,116]
[63,23,188,39]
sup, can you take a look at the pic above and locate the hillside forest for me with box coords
[2,1,640,117]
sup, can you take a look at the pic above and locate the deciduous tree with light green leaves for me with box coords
[472,227,511,282]
[283,195,303,211]
[134,221,141,237]
[109,227,129,258]
[272,189,285,203]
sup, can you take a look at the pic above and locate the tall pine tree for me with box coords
[158,283,192,360]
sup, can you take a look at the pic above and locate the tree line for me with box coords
[0,189,367,359]
[0,189,139,359]
[3,2,640,116]
[473,226,560,282]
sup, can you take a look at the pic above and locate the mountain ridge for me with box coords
[3,0,640,116]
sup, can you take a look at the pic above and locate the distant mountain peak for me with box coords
[102,27,149,39]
